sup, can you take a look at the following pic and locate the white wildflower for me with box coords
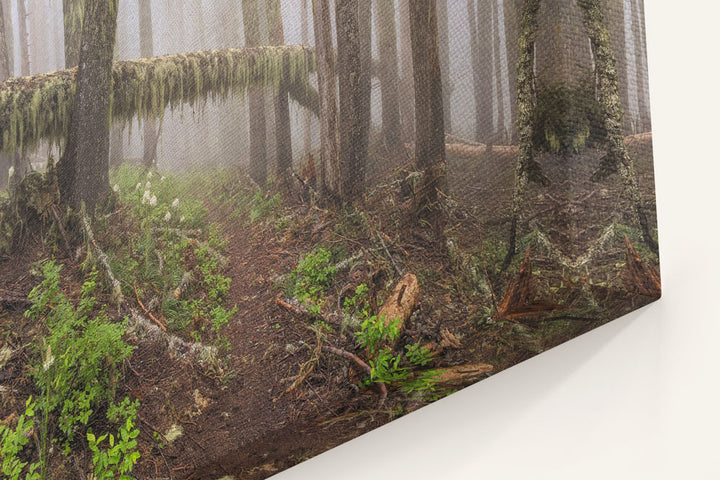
[142,190,151,205]
[8,166,14,179]
[160,175,166,183]
[149,195,157,207]
[112,184,120,193]
[145,181,152,190]
[135,182,142,191]
[171,198,180,209]
[164,211,172,222]
[147,171,153,179]
[42,345,54,372]
[179,215,185,224]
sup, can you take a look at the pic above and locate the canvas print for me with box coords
[0,0,660,478]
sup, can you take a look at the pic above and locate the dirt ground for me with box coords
[0,133,660,479]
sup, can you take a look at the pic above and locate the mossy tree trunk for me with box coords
[57,0,118,212]
[62,0,83,69]
[266,0,293,183]
[375,0,401,149]
[336,0,371,202]
[0,0,9,79]
[243,0,268,187]
[312,0,340,203]
[503,0,544,269]
[578,0,657,254]
[410,0,447,244]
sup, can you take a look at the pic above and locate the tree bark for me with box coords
[397,0,415,142]
[409,0,447,243]
[300,0,312,157]
[57,0,118,212]
[476,0,494,143]
[17,0,30,75]
[266,0,293,182]
[242,0,268,187]
[312,0,340,202]
[375,0,401,149]
[436,0,452,134]
[139,0,159,168]
[62,0,83,69]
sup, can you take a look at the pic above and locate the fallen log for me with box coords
[378,273,419,340]
[421,362,494,385]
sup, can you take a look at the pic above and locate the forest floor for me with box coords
[0,133,659,480]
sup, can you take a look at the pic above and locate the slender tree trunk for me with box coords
[632,0,650,132]
[0,0,9,79]
[62,0,83,68]
[300,0,312,157]
[243,0,268,187]
[17,0,30,74]
[139,0,159,167]
[436,0,452,134]
[398,0,415,142]
[503,0,543,270]
[218,0,245,166]
[58,0,118,211]
[409,0,446,243]
[467,0,482,142]
[266,0,293,182]
[476,0,494,143]
[491,0,506,141]
[313,0,340,201]
[504,0,521,143]
[375,0,401,149]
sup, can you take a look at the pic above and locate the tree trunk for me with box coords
[266,0,293,182]
[578,0,657,254]
[476,0,494,143]
[632,0,650,132]
[375,0,401,149]
[17,0,30,75]
[0,0,9,79]
[467,0,482,142]
[57,0,118,212]
[504,0,522,143]
[300,0,312,157]
[491,0,506,141]
[139,0,159,168]
[313,0,340,202]
[397,0,415,142]
[243,0,268,187]
[436,0,452,134]
[62,0,83,68]
[409,0,446,243]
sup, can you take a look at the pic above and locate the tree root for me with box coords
[323,345,388,408]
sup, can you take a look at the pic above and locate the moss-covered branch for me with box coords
[0,45,316,153]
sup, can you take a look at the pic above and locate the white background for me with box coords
[277,2,720,479]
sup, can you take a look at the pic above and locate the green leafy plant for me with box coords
[249,191,282,223]
[0,397,40,480]
[87,398,141,480]
[288,248,337,316]
[26,261,132,444]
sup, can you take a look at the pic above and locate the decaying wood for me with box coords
[134,285,166,332]
[275,296,310,318]
[173,272,193,300]
[0,289,30,308]
[82,215,123,305]
[422,362,494,385]
[495,247,564,321]
[622,236,661,298]
[323,345,388,408]
[378,273,419,337]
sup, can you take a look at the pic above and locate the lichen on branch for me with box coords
[0,45,316,153]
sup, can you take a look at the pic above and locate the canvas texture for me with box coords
[0,0,659,479]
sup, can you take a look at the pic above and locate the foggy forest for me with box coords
[0,1,660,479]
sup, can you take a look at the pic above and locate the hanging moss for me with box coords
[0,45,316,153]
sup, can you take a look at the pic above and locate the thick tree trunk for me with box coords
[57,0,118,212]
[266,0,293,181]
[336,0,371,201]
[243,0,268,187]
[313,0,340,202]
[436,0,452,134]
[62,0,83,69]
[0,0,9,79]
[375,0,401,149]
[409,0,446,243]
[397,0,415,142]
